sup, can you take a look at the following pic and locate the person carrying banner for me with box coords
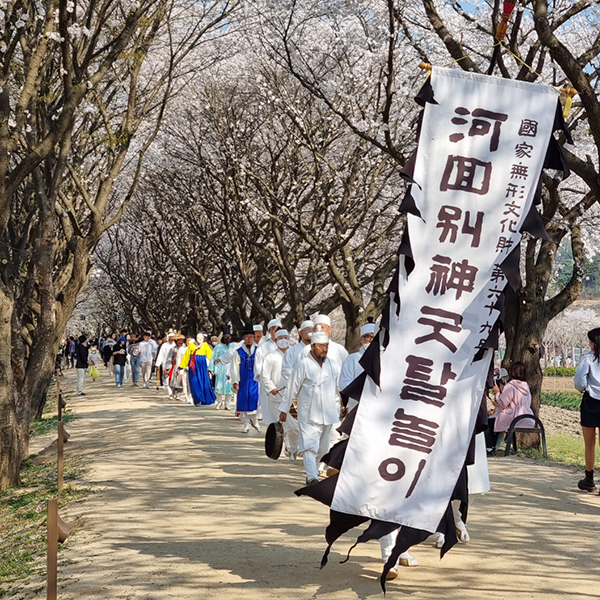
[230,325,260,433]
[279,332,341,485]
[339,319,376,410]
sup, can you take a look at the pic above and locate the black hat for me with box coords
[221,324,231,335]
[239,323,254,337]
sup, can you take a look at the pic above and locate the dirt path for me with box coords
[32,370,600,598]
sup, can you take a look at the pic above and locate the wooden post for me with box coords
[56,372,62,422]
[57,421,64,493]
[47,499,58,600]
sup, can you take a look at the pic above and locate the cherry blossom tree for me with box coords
[0,0,236,490]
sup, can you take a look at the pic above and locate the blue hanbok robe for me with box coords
[189,351,216,405]
[237,346,259,412]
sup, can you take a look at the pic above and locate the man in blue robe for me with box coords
[231,325,260,433]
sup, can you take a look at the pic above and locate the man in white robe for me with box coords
[281,320,314,380]
[279,332,341,485]
[155,333,175,395]
[279,320,313,459]
[298,315,348,371]
[259,329,289,427]
[254,318,281,420]
[253,324,265,346]
[339,320,376,412]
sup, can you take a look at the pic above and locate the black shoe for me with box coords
[578,470,595,492]
[307,478,319,486]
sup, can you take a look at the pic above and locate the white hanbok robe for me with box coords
[339,347,366,412]
[281,340,308,380]
[280,354,341,455]
[259,349,286,426]
[156,341,174,385]
[299,340,349,372]
[254,338,278,418]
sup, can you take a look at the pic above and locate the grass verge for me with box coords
[516,434,593,468]
[540,390,581,411]
[0,397,91,596]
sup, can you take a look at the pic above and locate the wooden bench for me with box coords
[503,414,547,459]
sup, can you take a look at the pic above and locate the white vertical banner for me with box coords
[331,68,558,533]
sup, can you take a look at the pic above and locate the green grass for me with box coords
[517,434,592,468]
[0,389,91,596]
[30,409,77,437]
[543,366,577,377]
[540,390,581,411]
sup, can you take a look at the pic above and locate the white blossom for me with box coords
[47,31,65,42]
[67,23,81,38]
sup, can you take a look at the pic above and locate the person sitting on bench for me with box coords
[491,361,534,451]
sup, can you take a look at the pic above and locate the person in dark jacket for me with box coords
[113,338,128,387]
[75,335,92,396]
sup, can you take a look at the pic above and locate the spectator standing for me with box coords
[113,338,128,387]
[68,336,76,369]
[75,335,92,396]
[128,335,142,386]
[574,327,600,492]
[138,332,156,388]
[103,334,117,375]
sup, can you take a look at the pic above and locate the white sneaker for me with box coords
[385,566,399,580]
[251,421,261,432]
[431,532,445,548]
[242,423,250,433]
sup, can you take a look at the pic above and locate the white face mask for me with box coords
[361,343,371,351]
[277,339,289,349]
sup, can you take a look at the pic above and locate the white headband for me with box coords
[360,323,376,336]
[313,315,331,326]
[311,332,330,344]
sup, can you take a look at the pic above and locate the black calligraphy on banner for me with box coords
[378,356,457,496]
[436,206,484,248]
[440,156,492,195]
[493,118,539,253]
[426,255,479,300]
[416,306,463,353]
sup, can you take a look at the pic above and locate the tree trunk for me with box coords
[0,290,19,490]
[503,290,546,450]
[341,299,361,352]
